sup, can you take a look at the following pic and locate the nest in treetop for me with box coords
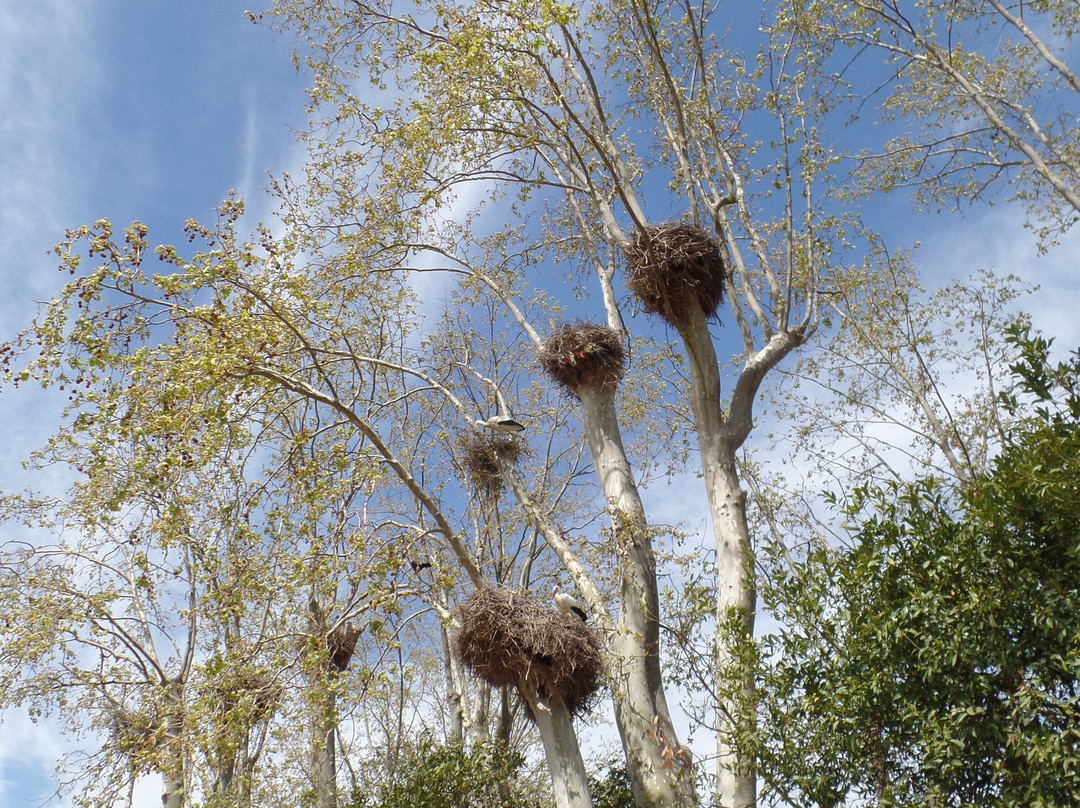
[538,322,625,393]
[454,585,603,720]
[327,624,361,671]
[203,671,282,720]
[461,433,529,495]
[624,222,727,328]
[110,706,163,758]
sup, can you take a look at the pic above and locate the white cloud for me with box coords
[0,3,101,304]
[917,205,1080,350]
[0,711,74,808]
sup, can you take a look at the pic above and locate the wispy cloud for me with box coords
[0,712,74,807]
[919,206,1080,351]
[0,2,100,307]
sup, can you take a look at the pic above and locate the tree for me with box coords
[738,253,1032,588]
[1,207,601,806]
[779,0,1080,243]
[349,736,540,808]
[589,761,636,808]
[0,328,287,808]
[0,213,435,808]
[6,1,1076,807]
[754,324,1080,807]
[265,0,848,803]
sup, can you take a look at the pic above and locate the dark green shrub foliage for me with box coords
[757,325,1080,808]
[349,737,540,808]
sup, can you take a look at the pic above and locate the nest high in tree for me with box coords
[624,223,728,329]
[109,705,164,763]
[538,322,625,394]
[461,433,528,496]
[327,624,361,672]
[202,670,282,727]
[455,586,603,719]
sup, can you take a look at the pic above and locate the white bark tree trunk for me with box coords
[678,305,804,808]
[522,685,593,808]
[308,602,349,808]
[576,384,696,808]
[161,679,185,808]
[439,620,465,743]
[311,689,338,808]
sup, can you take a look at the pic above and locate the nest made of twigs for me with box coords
[203,670,282,722]
[538,322,625,394]
[624,223,727,328]
[110,705,164,758]
[461,434,529,496]
[455,586,603,719]
[327,624,361,672]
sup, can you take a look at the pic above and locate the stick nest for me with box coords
[110,706,164,760]
[455,586,603,719]
[461,434,529,496]
[327,624,361,671]
[538,322,625,393]
[203,671,282,721]
[624,223,727,328]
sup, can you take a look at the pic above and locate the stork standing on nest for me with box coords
[552,586,587,621]
[470,372,526,434]
[475,414,526,433]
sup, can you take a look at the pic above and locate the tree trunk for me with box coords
[308,602,345,808]
[311,688,339,808]
[161,678,185,808]
[440,620,465,743]
[216,736,254,807]
[677,305,802,808]
[704,445,756,808]
[497,685,513,747]
[576,384,696,808]
[522,685,593,808]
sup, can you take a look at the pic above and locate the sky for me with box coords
[1,2,1079,807]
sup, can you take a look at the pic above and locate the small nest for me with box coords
[455,586,603,719]
[110,706,164,758]
[461,434,528,495]
[204,672,282,721]
[624,223,727,328]
[538,322,625,393]
[327,624,361,672]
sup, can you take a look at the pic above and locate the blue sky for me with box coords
[2,2,1079,806]
[0,2,305,306]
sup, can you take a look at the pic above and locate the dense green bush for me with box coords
[348,737,540,808]
[758,326,1080,807]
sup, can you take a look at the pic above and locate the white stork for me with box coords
[552,586,587,621]
[475,414,526,434]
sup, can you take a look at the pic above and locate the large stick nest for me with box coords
[624,223,727,328]
[538,322,625,393]
[327,624,361,672]
[455,586,603,719]
[460,433,529,496]
[109,705,164,760]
